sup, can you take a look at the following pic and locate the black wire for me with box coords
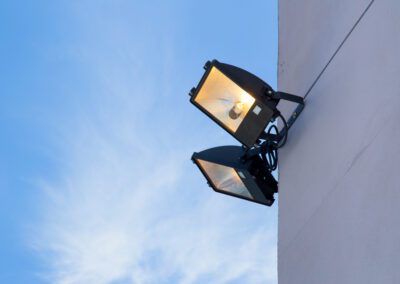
[261,144,276,171]
[259,123,279,171]
[303,0,375,99]
[267,148,278,171]
[277,112,288,149]
[259,113,289,171]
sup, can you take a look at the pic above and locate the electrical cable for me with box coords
[258,112,289,171]
[276,112,288,148]
[258,123,278,171]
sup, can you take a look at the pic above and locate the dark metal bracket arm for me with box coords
[274,92,305,139]
[259,91,305,142]
[274,91,304,105]
[285,102,305,133]
[240,144,263,161]
[241,91,305,171]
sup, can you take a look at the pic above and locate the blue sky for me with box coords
[0,1,278,283]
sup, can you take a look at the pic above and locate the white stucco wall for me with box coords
[278,0,400,283]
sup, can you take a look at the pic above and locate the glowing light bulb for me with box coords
[229,101,244,119]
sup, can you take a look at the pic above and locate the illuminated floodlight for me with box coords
[189,60,304,148]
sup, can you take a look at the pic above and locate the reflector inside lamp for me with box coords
[194,67,255,132]
[196,159,253,199]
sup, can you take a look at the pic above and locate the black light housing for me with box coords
[192,145,278,206]
[189,60,305,207]
[189,60,304,148]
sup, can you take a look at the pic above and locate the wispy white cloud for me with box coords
[33,82,277,283]
[35,150,277,284]
[30,2,277,283]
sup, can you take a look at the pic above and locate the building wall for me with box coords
[277,1,400,283]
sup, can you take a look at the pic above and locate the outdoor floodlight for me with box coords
[192,146,278,206]
[189,60,304,148]
[189,60,305,206]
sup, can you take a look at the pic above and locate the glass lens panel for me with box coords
[197,159,253,199]
[194,67,255,132]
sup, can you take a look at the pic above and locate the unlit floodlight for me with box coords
[192,146,278,206]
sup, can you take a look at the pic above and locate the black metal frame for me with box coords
[273,91,305,141]
[192,146,277,206]
[189,59,304,148]
[189,60,279,148]
[259,91,305,144]
[189,60,306,207]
